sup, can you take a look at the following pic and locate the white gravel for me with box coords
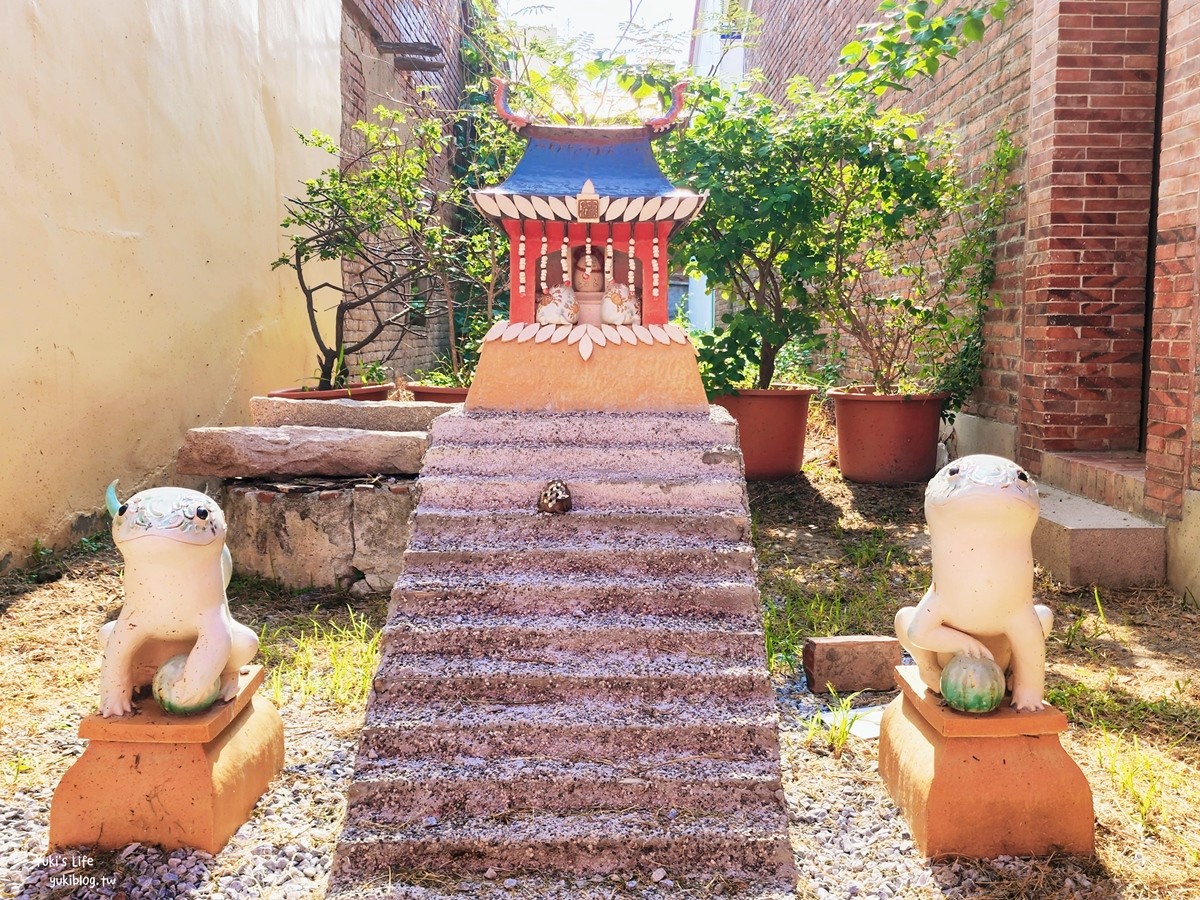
[1,717,356,900]
[2,678,1112,899]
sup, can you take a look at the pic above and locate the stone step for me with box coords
[327,873,796,899]
[407,508,751,548]
[389,576,761,621]
[415,474,746,513]
[429,407,739,448]
[176,425,428,478]
[420,442,742,480]
[1040,450,1147,517]
[400,544,756,581]
[1033,484,1166,588]
[379,612,763,660]
[344,755,783,824]
[371,651,771,704]
[249,396,451,432]
[333,808,795,881]
[356,695,779,763]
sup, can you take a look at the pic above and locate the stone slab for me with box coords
[895,665,1066,737]
[802,636,901,693]
[1033,484,1165,587]
[467,338,708,413]
[250,396,451,432]
[177,425,429,478]
[50,690,284,854]
[79,665,264,743]
[878,689,1094,859]
[224,481,415,590]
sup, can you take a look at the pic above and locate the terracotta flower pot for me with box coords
[829,386,947,484]
[713,386,817,480]
[405,382,470,403]
[266,382,393,402]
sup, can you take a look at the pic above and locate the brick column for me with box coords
[1019,0,1161,474]
[1145,0,1200,519]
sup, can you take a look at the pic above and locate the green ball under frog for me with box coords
[940,654,1007,714]
[152,654,222,715]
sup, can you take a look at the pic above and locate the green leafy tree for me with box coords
[658,0,1013,399]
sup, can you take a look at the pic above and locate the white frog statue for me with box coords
[599,283,640,326]
[98,481,259,717]
[894,455,1054,712]
[535,283,579,326]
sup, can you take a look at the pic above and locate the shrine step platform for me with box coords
[328,406,794,896]
[878,665,1094,859]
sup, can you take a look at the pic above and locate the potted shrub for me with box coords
[796,88,1019,483]
[661,0,1012,481]
[663,81,826,479]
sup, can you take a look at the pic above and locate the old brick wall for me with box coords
[1146,0,1199,517]
[1019,1,1160,473]
[747,0,1032,430]
[340,0,466,381]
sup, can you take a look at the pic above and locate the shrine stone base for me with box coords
[50,666,283,855]
[878,666,1094,859]
[467,328,709,414]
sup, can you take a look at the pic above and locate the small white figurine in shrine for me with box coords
[600,283,640,326]
[573,247,606,293]
[894,455,1053,712]
[98,481,260,717]
[535,283,579,326]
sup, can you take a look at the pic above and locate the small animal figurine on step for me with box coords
[98,481,260,717]
[894,455,1054,712]
[537,479,572,515]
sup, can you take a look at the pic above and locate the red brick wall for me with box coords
[340,0,466,379]
[1019,0,1159,474]
[1146,0,1199,517]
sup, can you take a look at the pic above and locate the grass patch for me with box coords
[1046,679,1200,758]
[257,603,385,710]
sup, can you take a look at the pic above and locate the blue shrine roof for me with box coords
[490,125,677,198]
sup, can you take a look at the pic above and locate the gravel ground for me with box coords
[2,676,1111,900]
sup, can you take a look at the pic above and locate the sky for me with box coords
[501,0,698,64]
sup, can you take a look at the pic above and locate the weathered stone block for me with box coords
[223,480,415,590]
[249,396,451,432]
[802,635,901,693]
[177,426,428,478]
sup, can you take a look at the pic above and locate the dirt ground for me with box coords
[2,420,1199,898]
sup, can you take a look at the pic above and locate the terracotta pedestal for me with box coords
[878,666,1093,859]
[50,666,284,854]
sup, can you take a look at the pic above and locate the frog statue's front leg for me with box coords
[97,618,144,718]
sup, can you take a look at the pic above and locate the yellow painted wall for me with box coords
[0,0,341,570]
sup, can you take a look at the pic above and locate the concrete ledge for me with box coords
[177,426,429,478]
[1033,485,1165,587]
[250,396,451,432]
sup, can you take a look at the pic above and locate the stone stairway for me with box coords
[329,407,795,897]
[1032,451,1166,588]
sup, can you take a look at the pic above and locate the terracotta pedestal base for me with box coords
[50,666,284,854]
[878,666,1094,859]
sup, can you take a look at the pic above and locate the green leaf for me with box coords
[963,16,985,42]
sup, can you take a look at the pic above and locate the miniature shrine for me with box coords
[465,81,710,413]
